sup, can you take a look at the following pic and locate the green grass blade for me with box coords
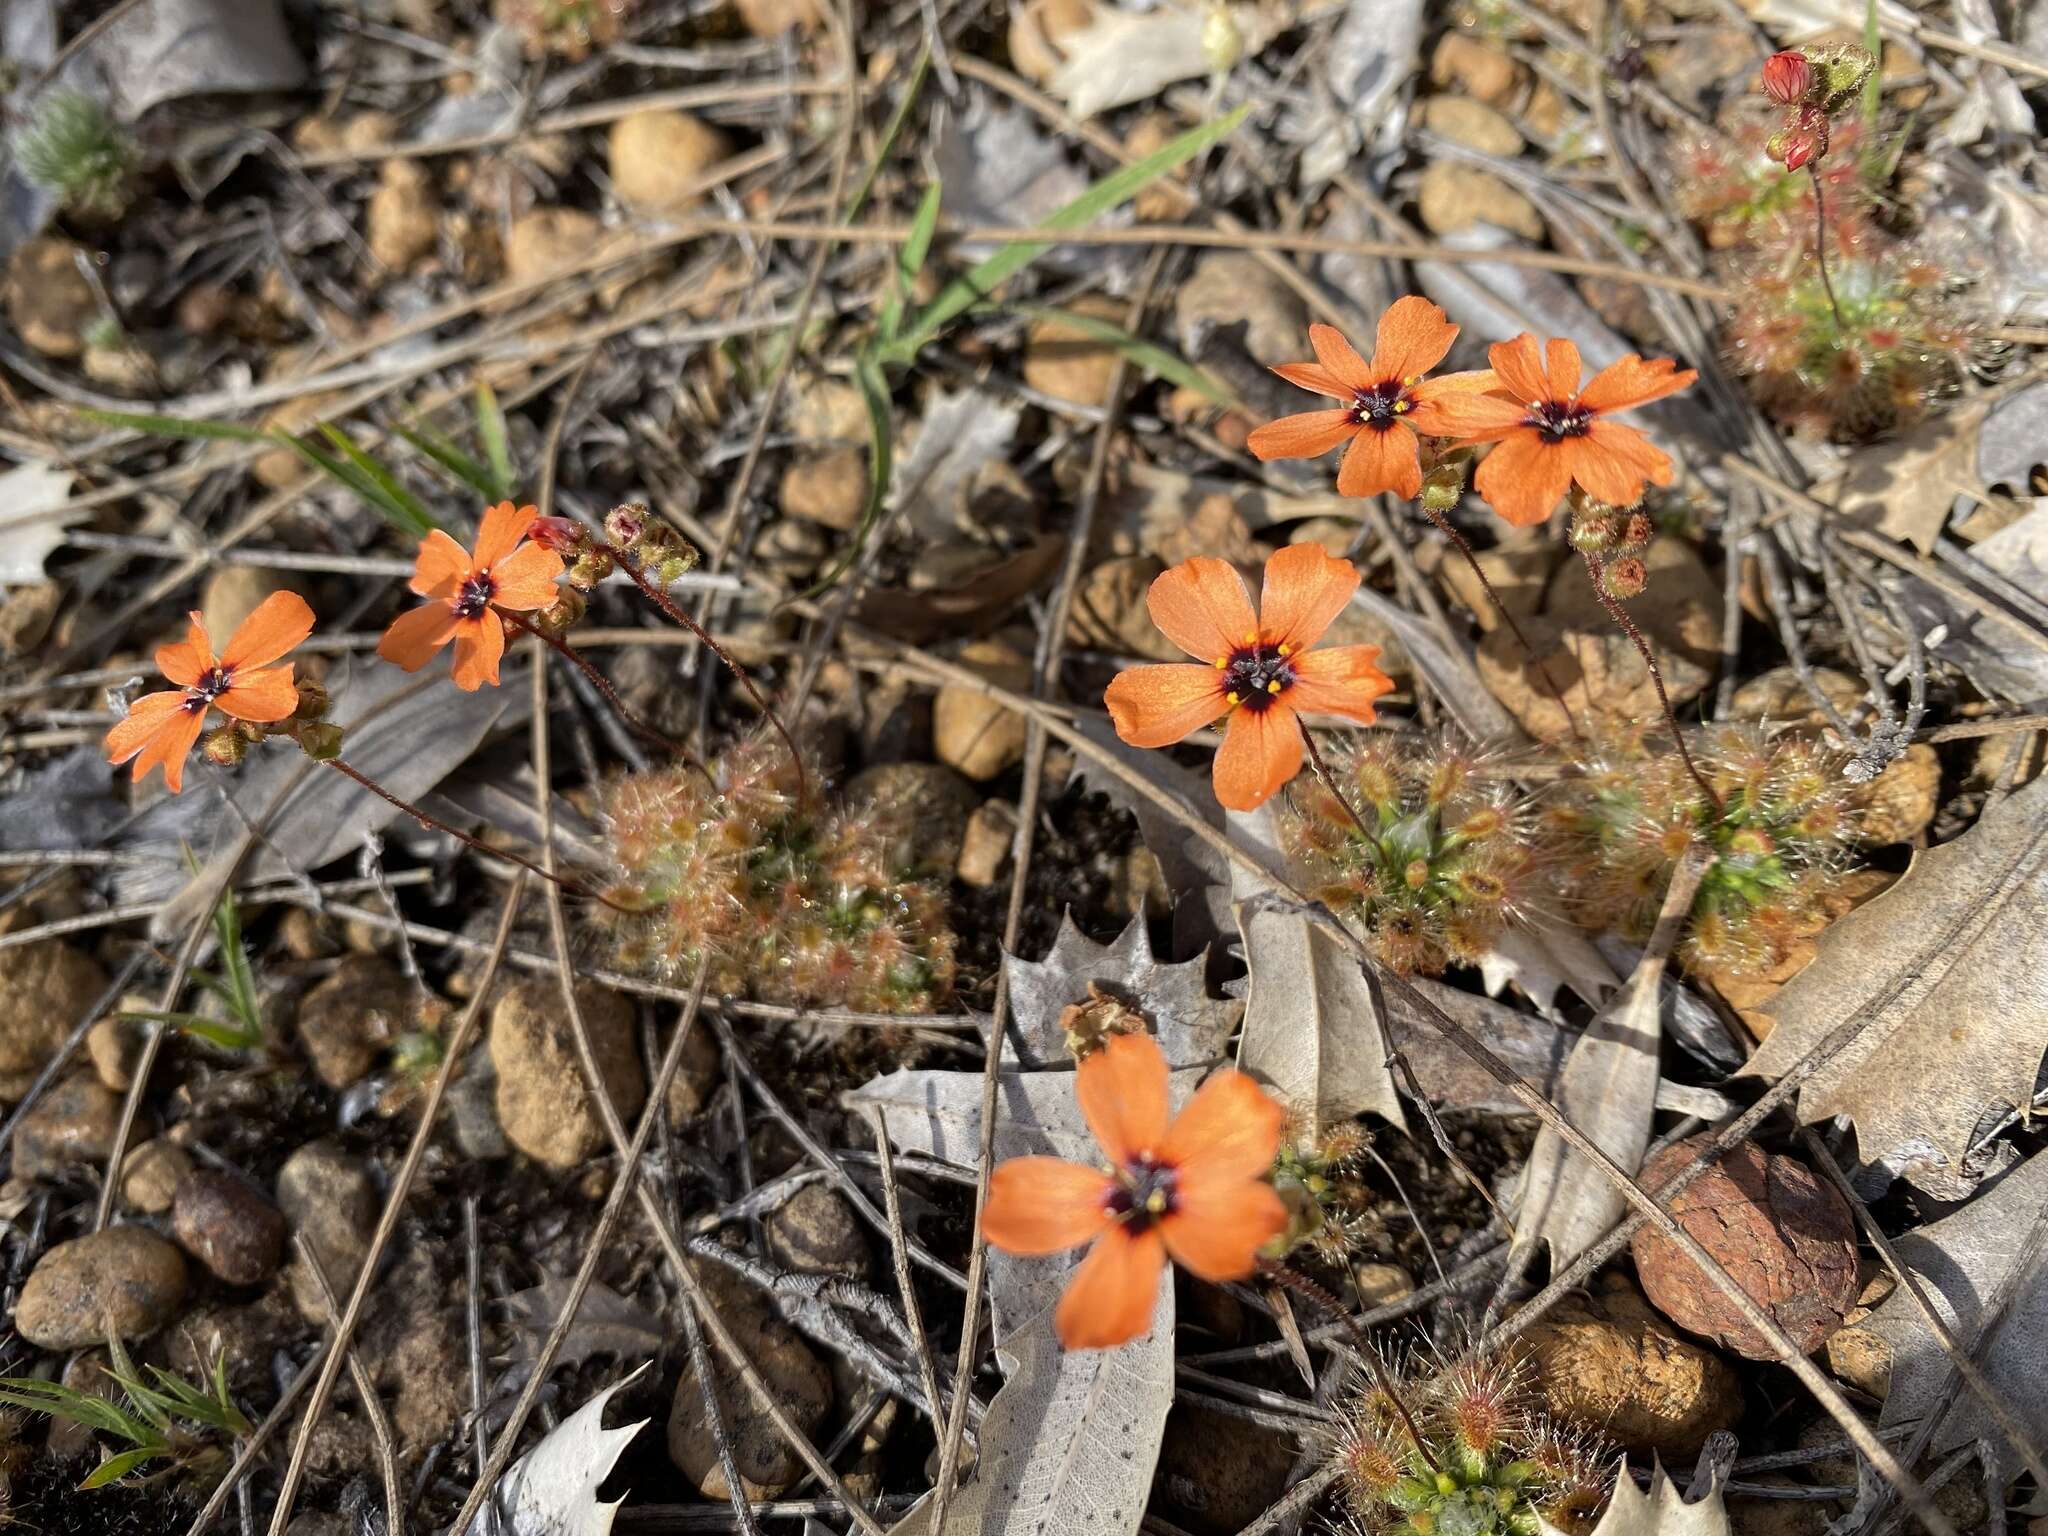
[797,354,894,600]
[81,1446,164,1489]
[78,408,273,444]
[1860,0,1882,136]
[316,424,438,537]
[842,43,931,228]
[885,104,1249,363]
[395,424,506,504]
[211,887,261,1030]
[878,180,944,344]
[1002,301,1238,407]
[475,382,515,500]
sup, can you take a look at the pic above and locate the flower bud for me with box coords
[203,727,248,768]
[567,548,615,590]
[1760,50,1812,105]
[1200,0,1243,72]
[1812,43,1877,114]
[528,514,585,555]
[1420,453,1472,517]
[1601,556,1648,599]
[604,502,648,548]
[1767,106,1829,170]
[295,720,345,761]
[1620,510,1656,550]
[536,587,586,636]
[292,678,331,721]
[1569,507,1621,553]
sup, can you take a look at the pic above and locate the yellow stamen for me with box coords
[1403,373,1422,387]
[1226,691,1241,705]
[1144,1189,1168,1215]
[1266,679,1283,694]
[1277,642,1294,658]
[1392,399,1411,413]
[1244,630,1258,646]
[1213,655,1229,669]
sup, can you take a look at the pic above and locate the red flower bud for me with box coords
[1761,50,1812,105]
[528,514,584,554]
[1767,106,1829,170]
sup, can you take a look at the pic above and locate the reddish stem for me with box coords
[1263,1264,1441,1474]
[603,543,809,807]
[321,757,633,913]
[1577,550,1724,813]
[501,611,701,767]
[1417,503,1583,741]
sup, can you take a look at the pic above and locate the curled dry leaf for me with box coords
[1045,2,1288,119]
[0,459,80,585]
[1228,804,1404,1135]
[1744,773,2048,1192]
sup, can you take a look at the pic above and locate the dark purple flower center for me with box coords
[1348,378,1413,431]
[1527,399,1595,442]
[1108,1156,1179,1234]
[454,572,496,619]
[184,665,233,712]
[1222,642,1296,714]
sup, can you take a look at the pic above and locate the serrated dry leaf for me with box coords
[1821,399,1990,555]
[1856,1149,2048,1458]
[1542,1464,1730,1536]
[1000,912,1240,1068]
[1066,717,1228,902]
[488,1367,648,1536]
[1744,773,2048,1190]
[1228,805,1404,1134]
[505,1279,664,1374]
[848,1064,1195,1536]
[1478,924,1618,1018]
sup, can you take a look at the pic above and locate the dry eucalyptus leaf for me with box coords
[1977,377,2048,494]
[1047,2,1286,119]
[1228,804,1404,1134]
[0,459,79,586]
[1857,1149,2048,1458]
[895,388,1023,543]
[1541,1463,1730,1536]
[1511,942,1665,1269]
[1745,773,2048,1190]
[1345,584,1521,744]
[92,0,305,120]
[487,1367,648,1536]
[852,537,1065,645]
[1287,0,1426,183]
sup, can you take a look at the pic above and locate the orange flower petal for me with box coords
[377,601,460,672]
[473,501,539,572]
[1307,324,1374,392]
[1474,429,1574,529]
[1076,1031,1170,1166]
[1212,702,1302,811]
[217,591,314,672]
[105,690,189,767]
[489,542,567,611]
[1104,664,1230,749]
[155,613,213,688]
[1486,333,1548,405]
[1268,362,1351,399]
[216,664,300,724]
[1258,544,1360,653]
[1286,645,1392,725]
[1054,1227,1166,1350]
[1578,353,1699,414]
[981,1158,1115,1255]
[133,703,206,794]
[412,529,475,598]
[1366,296,1458,383]
[1160,1067,1288,1188]
[449,612,506,691]
[1335,422,1421,500]
[1544,337,1582,400]
[1146,557,1258,664]
[1566,421,1676,507]
[1415,389,1527,442]
[1162,1179,1288,1283]
[1246,409,1356,464]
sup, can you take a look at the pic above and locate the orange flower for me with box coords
[981,1032,1287,1350]
[1104,545,1393,812]
[1245,301,1496,500]
[104,591,314,794]
[376,502,566,691]
[1430,334,1699,528]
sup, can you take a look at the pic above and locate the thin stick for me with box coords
[1264,1265,1440,1475]
[1808,167,1847,333]
[1418,503,1582,739]
[1578,550,1723,812]
[869,1112,946,1442]
[296,1237,403,1536]
[320,756,630,913]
